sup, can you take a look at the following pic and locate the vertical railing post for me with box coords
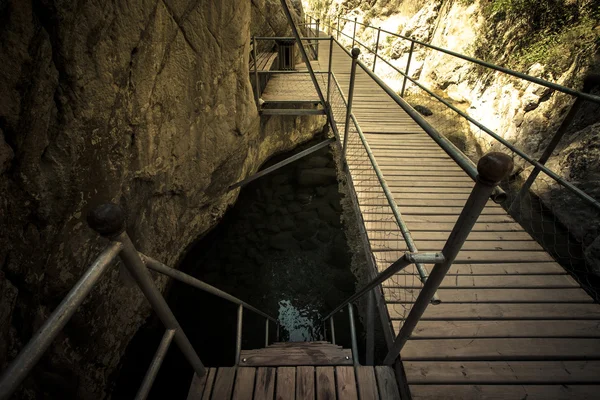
[316,19,320,58]
[373,27,381,73]
[401,41,415,97]
[327,37,333,104]
[351,17,357,48]
[382,153,514,364]
[329,317,336,345]
[366,290,375,365]
[252,36,260,109]
[264,318,269,347]
[509,96,586,214]
[276,322,280,342]
[235,304,243,364]
[342,48,360,162]
[347,304,359,366]
[87,204,206,377]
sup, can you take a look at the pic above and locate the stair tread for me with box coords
[240,342,353,366]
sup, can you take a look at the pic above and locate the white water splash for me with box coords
[278,300,322,342]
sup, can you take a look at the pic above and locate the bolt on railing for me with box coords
[0,203,278,400]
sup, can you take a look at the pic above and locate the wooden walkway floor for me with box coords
[187,365,400,400]
[307,39,600,399]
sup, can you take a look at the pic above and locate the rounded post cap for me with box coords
[477,152,514,185]
[87,203,126,237]
[351,47,360,58]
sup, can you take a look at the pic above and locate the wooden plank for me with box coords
[296,366,315,400]
[276,367,295,400]
[384,287,592,303]
[316,367,336,400]
[335,366,358,400]
[387,303,600,320]
[187,369,210,400]
[232,368,256,400]
[409,384,600,399]
[254,367,276,400]
[383,274,580,289]
[401,338,600,360]
[404,361,600,384]
[355,366,378,400]
[406,320,600,339]
[375,249,556,263]
[368,230,535,242]
[374,366,401,400]
[201,368,217,400]
[241,346,353,366]
[211,368,236,400]
[371,239,543,251]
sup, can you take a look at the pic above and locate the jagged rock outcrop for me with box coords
[0,0,320,398]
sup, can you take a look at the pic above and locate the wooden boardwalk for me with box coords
[309,39,600,399]
[187,365,400,400]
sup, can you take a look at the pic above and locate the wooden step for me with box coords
[240,342,353,366]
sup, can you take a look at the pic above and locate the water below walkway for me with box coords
[112,140,361,399]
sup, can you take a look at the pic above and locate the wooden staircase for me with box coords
[239,341,353,366]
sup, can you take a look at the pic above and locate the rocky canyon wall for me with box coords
[0,0,320,398]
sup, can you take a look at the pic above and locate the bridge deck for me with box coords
[187,365,400,400]
[310,39,600,399]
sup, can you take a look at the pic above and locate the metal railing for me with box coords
[0,204,278,400]
[318,15,600,301]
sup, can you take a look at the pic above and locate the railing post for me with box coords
[265,318,269,347]
[373,27,381,73]
[135,329,176,400]
[327,37,333,104]
[329,317,336,345]
[252,36,260,108]
[401,41,415,97]
[87,204,206,377]
[235,304,243,364]
[366,290,375,365]
[509,96,585,214]
[382,153,514,364]
[342,47,360,162]
[316,19,320,58]
[276,322,280,342]
[352,17,357,48]
[347,304,359,366]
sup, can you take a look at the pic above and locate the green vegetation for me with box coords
[473,0,600,76]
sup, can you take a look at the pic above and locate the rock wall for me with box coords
[0,0,322,398]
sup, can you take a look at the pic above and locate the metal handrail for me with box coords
[0,204,278,400]
[141,253,277,323]
[334,15,600,105]
[330,37,600,212]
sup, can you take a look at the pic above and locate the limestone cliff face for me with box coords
[0,0,319,398]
